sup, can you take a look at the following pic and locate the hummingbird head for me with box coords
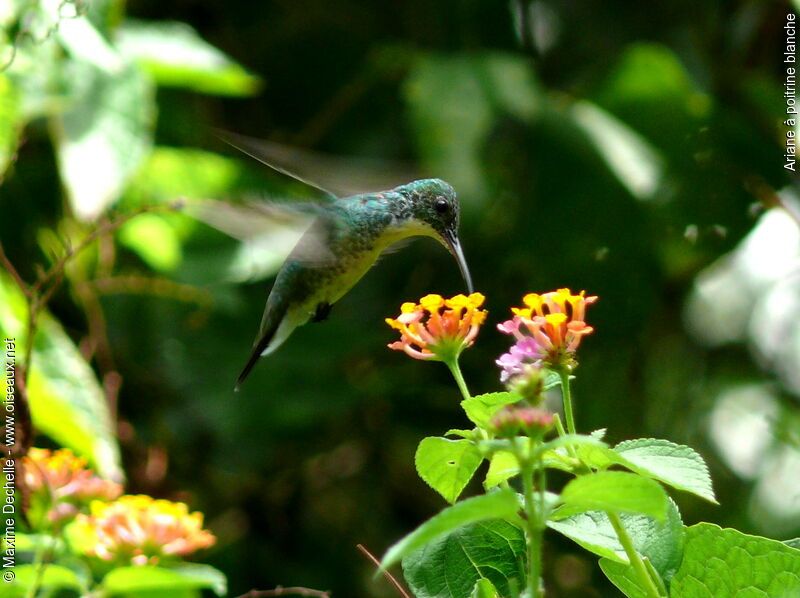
[395,179,473,293]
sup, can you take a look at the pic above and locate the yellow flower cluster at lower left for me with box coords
[75,494,216,566]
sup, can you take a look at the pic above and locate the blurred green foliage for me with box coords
[1,0,798,596]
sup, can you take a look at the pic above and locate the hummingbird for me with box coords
[197,132,474,390]
[233,177,474,390]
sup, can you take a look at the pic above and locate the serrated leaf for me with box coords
[102,564,227,596]
[415,437,483,504]
[117,20,261,96]
[550,498,684,582]
[380,489,520,571]
[53,55,154,221]
[402,519,525,598]
[460,392,521,428]
[614,438,717,504]
[560,472,668,521]
[670,523,800,598]
[484,451,519,488]
[0,271,122,480]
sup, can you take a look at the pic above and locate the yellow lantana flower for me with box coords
[386,293,487,362]
[76,495,215,566]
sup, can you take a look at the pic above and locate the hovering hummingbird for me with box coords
[202,134,474,390]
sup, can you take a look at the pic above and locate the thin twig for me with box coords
[357,544,411,598]
[233,587,331,598]
[0,241,32,299]
[33,204,177,295]
[2,203,180,385]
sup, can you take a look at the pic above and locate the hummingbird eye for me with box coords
[435,198,450,215]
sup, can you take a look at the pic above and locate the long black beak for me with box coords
[443,230,474,293]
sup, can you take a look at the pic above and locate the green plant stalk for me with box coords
[557,369,576,435]
[26,534,56,598]
[607,511,665,598]
[644,555,669,597]
[518,439,544,598]
[445,358,471,401]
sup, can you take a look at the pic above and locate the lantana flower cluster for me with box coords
[385,293,487,362]
[386,288,596,384]
[76,495,216,566]
[19,448,215,566]
[23,448,123,526]
[496,289,597,382]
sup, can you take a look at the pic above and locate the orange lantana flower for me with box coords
[386,293,487,362]
[497,289,597,379]
[76,495,216,566]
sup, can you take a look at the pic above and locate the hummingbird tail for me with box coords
[234,328,277,392]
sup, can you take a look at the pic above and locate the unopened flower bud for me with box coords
[491,406,554,439]
[507,364,545,404]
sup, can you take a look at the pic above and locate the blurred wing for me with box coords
[216,130,420,198]
[182,198,339,281]
[217,130,340,200]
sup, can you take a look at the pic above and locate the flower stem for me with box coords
[445,359,471,401]
[26,534,56,598]
[517,439,544,598]
[557,369,576,435]
[607,512,664,598]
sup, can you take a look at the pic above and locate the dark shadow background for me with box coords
[3,1,799,596]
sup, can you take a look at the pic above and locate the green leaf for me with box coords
[118,213,183,272]
[550,498,684,581]
[380,489,520,571]
[470,578,500,598]
[785,538,800,550]
[560,472,668,521]
[484,451,519,488]
[124,147,245,205]
[536,433,607,459]
[599,559,649,598]
[542,369,563,391]
[460,392,521,428]
[671,523,800,597]
[402,519,525,598]
[0,73,20,178]
[549,510,627,564]
[405,53,540,200]
[0,271,122,480]
[52,52,154,221]
[570,100,663,200]
[5,564,83,594]
[599,43,706,108]
[415,437,483,503]
[614,438,717,504]
[102,564,227,596]
[590,428,607,440]
[57,14,125,73]
[444,428,475,439]
[117,20,261,96]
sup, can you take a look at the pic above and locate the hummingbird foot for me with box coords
[311,302,332,323]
